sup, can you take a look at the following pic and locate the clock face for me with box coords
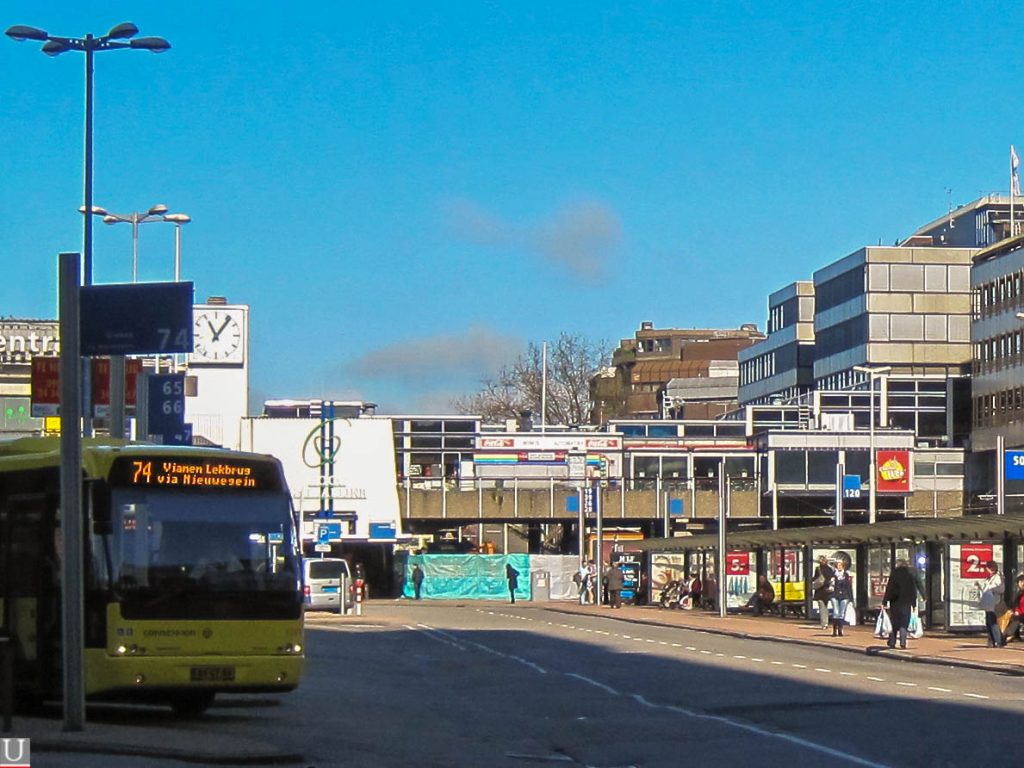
[191,308,244,364]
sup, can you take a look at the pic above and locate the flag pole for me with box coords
[1011,145,1015,238]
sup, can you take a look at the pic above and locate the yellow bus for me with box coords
[0,437,304,716]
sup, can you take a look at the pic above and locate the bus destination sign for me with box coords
[110,456,282,492]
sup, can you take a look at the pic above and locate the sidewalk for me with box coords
[548,600,1024,675]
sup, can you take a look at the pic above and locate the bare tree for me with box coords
[452,332,611,425]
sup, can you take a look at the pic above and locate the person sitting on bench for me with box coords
[748,575,775,616]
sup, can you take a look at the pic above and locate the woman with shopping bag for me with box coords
[874,606,893,638]
[828,557,854,638]
[882,558,919,649]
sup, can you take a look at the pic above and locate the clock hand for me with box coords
[212,316,232,341]
[206,320,218,339]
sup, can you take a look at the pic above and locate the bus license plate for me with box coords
[190,666,235,682]
[322,586,338,593]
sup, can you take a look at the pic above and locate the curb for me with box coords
[543,605,1024,677]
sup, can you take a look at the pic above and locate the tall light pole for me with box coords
[7,22,170,441]
[7,21,169,732]
[82,204,190,282]
[853,364,892,525]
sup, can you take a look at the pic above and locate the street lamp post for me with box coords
[7,22,170,441]
[7,21,169,732]
[82,204,190,282]
[853,364,892,525]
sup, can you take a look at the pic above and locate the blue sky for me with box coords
[3,2,1022,413]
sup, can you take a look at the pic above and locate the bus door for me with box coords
[0,492,60,698]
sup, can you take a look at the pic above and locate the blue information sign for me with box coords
[81,281,194,356]
[147,374,185,439]
[842,474,862,499]
[1005,451,1024,480]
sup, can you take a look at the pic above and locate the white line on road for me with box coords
[630,694,890,767]
[409,624,467,651]
[963,693,989,699]
[566,672,621,696]
[815,668,831,673]
[927,687,952,693]
[896,682,916,688]
[867,676,885,682]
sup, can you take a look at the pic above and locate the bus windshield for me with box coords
[93,488,301,619]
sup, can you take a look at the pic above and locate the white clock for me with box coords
[191,307,245,364]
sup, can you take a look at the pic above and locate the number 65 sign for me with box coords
[960,543,993,579]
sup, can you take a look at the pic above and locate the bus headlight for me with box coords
[277,643,302,654]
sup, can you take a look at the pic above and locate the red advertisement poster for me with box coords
[960,543,993,580]
[876,450,911,493]
[725,551,750,575]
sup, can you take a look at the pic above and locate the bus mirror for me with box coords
[91,482,112,535]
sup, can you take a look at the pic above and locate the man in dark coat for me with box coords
[882,559,919,649]
[605,563,625,609]
[505,563,519,604]
[411,564,424,600]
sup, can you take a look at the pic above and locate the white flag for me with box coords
[1013,145,1021,197]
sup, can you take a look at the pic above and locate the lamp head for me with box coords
[102,215,120,225]
[41,39,70,56]
[6,25,48,42]
[79,205,109,216]
[106,22,138,40]
[148,204,169,216]
[163,214,191,224]
[129,36,170,53]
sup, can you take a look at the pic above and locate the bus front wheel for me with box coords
[169,690,216,717]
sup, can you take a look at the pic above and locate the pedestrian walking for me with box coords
[811,555,834,630]
[882,559,918,649]
[411,564,424,600]
[586,561,597,605]
[828,556,854,637]
[575,562,592,604]
[605,563,624,609]
[979,560,1007,647]
[506,563,520,604]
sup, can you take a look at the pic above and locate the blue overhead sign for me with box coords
[1005,451,1024,480]
[81,281,193,356]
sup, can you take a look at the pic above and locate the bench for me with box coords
[767,600,807,619]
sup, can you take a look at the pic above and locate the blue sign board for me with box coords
[147,373,186,437]
[81,281,194,356]
[669,498,685,516]
[842,474,862,499]
[1005,451,1024,480]
[369,523,396,540]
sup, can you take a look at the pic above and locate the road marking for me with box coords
[896,682,916,687]
[867,676,885,682]
[927,686,952,693]
[840,672,857,677]
[963,693,989,699]
[770,661,784,666]
[566,672,620,696]
[630,694,890,767]
[750,657,764,662]
[700,650,712,655]
[792,664,807,669]
[409,624,467,651]
[815,668,831,673]
[686,646,697,651]
[734,655,747,659]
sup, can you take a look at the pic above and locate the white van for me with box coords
[303,557,352,613]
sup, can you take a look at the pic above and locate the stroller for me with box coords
[657,579,687,609]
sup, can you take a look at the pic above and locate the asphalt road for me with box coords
[36,602,1024,767]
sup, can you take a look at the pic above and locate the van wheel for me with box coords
[170,690,216,717]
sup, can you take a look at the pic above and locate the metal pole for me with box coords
[868,374,876,525]
[836,461,845,526]
[174,224,182,282]
[718,459,727,618]
[997,434,1006,515]
[595,479,604,607]
[58,252,85,731]
[81,41,94,439]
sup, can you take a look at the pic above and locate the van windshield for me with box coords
[309,560,348,579]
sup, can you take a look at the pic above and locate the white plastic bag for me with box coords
[909,607,924,639]
[844,602,857,626]
[874,607,893,638]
